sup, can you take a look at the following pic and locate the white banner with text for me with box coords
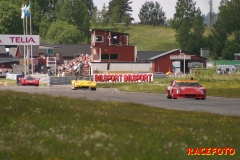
[94,73,153,82]
[0,35,40,45]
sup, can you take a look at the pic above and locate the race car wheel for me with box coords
[71,83,77,90]
[195,98,205,100]
[167,91,172,99]
[89,86,96,91]
[172,91,177,99]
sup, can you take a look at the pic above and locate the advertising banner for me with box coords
[170,55,192,60]
[0,35,40,45]
[94,73,153,82]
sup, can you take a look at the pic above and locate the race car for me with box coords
[71,76,96,90]
[166,79,206,100]
[19,76,39,86]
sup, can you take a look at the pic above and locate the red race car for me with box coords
[19,76,40,86]
[166,79,206,100]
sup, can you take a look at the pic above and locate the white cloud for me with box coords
[93,0,221,22]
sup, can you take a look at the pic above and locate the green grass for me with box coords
[0,90,239,160]
[0,78,18,86]
[126,25,179,51]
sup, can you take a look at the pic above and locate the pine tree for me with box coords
[108,0,133,23]
[170,0,205,55]
[171,0,196,31]
[210,0,240,58]
[188,8,205,55]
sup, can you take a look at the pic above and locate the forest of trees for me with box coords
[0,0,240,60]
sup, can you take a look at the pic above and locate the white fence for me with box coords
[91,62,152,74]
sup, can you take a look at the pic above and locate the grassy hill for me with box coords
[126,24,180,51]
[91,24,180,51]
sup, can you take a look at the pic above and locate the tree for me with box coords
[90,6,99,28]
[39,14,52,39]
[217,0,240,34]
[92,3,110,28]
[209,0,240,58]
[1,0,22,6]
[222,41,240,60]
[208,21,227,58]
[175,19,191,50]
[82,0,94,17]
[31,0,94,19]
[0,1,23,34]
[170,0,206,55]
[138,1,166,26]
[186,8,205,55]
[170,0,196,31]
[99,3,110,27]
[54,0,90,43]
[111,6,121,25]
[35,0,56,16]
[108,0,133,23]
[46,20,81,44]
[31,0,42,34]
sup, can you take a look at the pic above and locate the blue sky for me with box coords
[93,0,221,22]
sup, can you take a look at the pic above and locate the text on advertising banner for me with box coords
[94,73,153,82]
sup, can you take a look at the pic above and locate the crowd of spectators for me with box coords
[0,67,13,74]
[55,53,92,76]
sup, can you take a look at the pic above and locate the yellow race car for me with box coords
[71,76,96,90]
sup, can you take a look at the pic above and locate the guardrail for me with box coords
[49,76,75,85]
[153,73,169,78]
[6,73,19,80]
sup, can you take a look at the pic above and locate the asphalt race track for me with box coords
[1,85,240,116]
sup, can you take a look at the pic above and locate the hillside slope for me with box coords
[126,24,180,51]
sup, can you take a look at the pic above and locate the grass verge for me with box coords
[0,90,239,160]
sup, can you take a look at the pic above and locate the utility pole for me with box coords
[209,0,213,27]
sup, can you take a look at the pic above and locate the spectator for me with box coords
[41,65,44,73]
[56,53,92,76]
[62,71,65,77]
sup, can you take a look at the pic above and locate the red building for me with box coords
[234,53,240,60]
[90,29,136,62]
[148,49,207,74]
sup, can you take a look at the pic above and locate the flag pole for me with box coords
[22,5,26,76]
[30,13,33,74]
[26,12,28,75]
[23,17,26,76]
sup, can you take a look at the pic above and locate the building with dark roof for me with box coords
[0,46,7,57]
[234,53,240,60]
[17,44,91,59]
[0,44,91,68]
[147,49,207,73]
[137,51,166,62]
